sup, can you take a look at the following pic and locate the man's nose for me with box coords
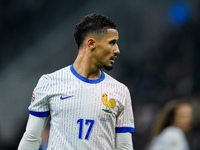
[114,45,120,54]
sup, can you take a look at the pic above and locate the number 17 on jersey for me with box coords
[77,119,95,140]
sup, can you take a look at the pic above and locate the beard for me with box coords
[104,65,113,71]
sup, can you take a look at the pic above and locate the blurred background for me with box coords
[0,0,200,149]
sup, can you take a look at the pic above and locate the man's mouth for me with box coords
[110,55,117,63]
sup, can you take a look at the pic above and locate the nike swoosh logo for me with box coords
[60,95,73,100]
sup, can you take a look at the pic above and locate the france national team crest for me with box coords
[102,93,116,113]
[100,93,116,122]
[31,93,35,104]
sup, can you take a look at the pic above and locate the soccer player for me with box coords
[18,13,135,150]
[148,100,192,150]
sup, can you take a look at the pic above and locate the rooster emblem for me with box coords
[102,94,116,113]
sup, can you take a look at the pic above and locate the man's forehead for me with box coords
[107,28,118,34]
[85,28,118,41]
[106,29,119,38]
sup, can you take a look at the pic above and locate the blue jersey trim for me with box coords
[115,127,135,133]
[70,65,105,84]
[29,110,50,117]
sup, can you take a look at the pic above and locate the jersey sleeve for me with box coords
[28,75,50,117]
[116,87,135,133]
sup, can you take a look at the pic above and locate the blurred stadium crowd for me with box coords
[0,0,200,150]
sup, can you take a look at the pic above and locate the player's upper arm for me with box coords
[18,114,49,150]
[115,132,133,150]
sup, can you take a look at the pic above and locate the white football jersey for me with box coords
[29,65,135,150]
[149,126,189,150]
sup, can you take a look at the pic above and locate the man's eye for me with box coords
[110,41,116,45]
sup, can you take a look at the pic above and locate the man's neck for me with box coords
[73,54,102,80]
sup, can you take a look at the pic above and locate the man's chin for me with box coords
[104,65,113,71]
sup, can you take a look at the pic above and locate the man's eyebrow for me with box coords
[110,39,118,43]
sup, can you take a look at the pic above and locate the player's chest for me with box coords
[48,84,121,118]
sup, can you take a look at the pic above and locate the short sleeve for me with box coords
[28,75,50,117]
[116,87,135,133]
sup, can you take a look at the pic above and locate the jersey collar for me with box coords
[70,65,105,84]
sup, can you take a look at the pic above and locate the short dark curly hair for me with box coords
[74,13,116,48]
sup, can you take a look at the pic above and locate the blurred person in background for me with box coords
[148,99,193,150]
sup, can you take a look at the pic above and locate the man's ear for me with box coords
[87,38,95,50]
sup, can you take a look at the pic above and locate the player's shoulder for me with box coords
[163,126,183,134]
[161,126,184,139]
[104,72,128,89]
[37,65,70,84]
[46,65,71,78]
